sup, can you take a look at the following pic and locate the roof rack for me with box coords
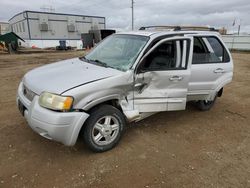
[139,26,218,32]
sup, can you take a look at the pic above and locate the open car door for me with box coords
[133,36,193,112]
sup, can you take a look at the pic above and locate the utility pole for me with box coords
[131,0,134,30]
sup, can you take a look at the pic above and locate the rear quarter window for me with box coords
[192,36,230,64]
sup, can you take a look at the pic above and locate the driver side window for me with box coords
[141,40,188,71]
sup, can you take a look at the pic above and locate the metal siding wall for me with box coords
[20,39,80,48]
[27,12,105,40]
[9,13,29,40]
[76,22,92,34]
[0,23,9,35]
[222,35,250,50]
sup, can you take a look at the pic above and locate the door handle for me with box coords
[214,68,225,73]
[134,83,144,88]
[134,83,147,89]
[169,76,183,81]
[134,83,147,94]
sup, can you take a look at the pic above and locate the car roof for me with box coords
[117,30,220,38]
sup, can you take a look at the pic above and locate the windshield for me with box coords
[84,34,149,71]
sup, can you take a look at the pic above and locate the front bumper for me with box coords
[17,82,89,146]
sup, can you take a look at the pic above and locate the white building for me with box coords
[0,22,9,35]
[9,10,105,48]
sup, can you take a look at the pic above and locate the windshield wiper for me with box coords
[80,57,118,70]
[89,59,109,68]
[79,56,90,63]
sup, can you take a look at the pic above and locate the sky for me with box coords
[0,0,250,33]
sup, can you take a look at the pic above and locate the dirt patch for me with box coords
[0,52,250,187]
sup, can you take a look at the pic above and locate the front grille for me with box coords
[23,85,36,101]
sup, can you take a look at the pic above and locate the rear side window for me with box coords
[192,36,230,64]
[193,37,207,53]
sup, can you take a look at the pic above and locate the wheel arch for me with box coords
[217,87,223,97]
[85,98,123,114]
[78,98,126,145]
[82,95,123,113]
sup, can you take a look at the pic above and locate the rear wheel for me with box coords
[196,95,217,111]
[83,105,125,152]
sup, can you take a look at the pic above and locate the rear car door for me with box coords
[133,36,193,112]
[187,34,233,100]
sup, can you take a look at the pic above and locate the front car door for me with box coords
[133,36,193,113]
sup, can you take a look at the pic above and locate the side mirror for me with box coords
[137,67,146,74]
[136,57,147,74]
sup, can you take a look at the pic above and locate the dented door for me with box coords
[133,37,193,112]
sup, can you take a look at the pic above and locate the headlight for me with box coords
[39,92,74,111]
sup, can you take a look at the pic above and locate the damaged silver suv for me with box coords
[17,26,233,152]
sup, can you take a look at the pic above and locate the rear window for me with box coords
[192,36,230,64]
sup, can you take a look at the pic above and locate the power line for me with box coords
[131,0,134,30]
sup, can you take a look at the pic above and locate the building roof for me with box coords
[9,10,105,22]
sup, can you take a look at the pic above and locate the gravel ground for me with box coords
[0,51,249,188]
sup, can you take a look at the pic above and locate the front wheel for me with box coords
[196,95,217,111]
[83,105,126,152]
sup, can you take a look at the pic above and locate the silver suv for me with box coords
[17,27,233,152]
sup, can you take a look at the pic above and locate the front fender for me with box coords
[81,94,121,111]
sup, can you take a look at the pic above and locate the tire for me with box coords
[196,95,217,111]
[83,105,126,152]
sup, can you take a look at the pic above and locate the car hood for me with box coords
[23,58,122,95]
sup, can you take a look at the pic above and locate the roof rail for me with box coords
[139,26,218,32]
